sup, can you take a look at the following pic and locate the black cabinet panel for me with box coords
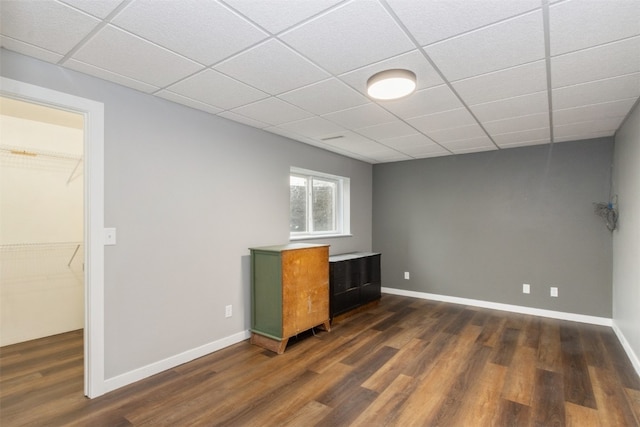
[330,261,348,294]
[333,288,360,314]
[360,282,380,304]
[329,252,381,319]
[370,257,381,283]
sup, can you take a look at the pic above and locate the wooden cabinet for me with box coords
[329,252,381,319]
[249,243,330,354]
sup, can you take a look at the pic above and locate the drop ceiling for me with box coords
[1,0,638,163]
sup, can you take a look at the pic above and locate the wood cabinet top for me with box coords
[250,243,330,253]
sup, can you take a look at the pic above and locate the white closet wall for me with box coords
[0,111,84,346]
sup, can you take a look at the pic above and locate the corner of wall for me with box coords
[612,320,640,378]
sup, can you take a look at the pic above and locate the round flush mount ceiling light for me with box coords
[366,69,417,100]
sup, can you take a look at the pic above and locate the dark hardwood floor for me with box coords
[2,294,639,426]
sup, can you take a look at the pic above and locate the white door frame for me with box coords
[1,77,106,398]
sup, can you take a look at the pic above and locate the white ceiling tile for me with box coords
[0,0,100,55]
[387,0,541,46]
[357,121,418,141]
[318,138,386,162]
[66,59,160,93]
[492,127,551,146]
[453,60,547,105]
[72,25,203,88]
[264,126,305,141]
[553,98,638,126]
[427,124,489,144]
[409,148,452,159]
[440,136,497,154]
[166,69,268,110]
[4,0,635,165]
[382,85,463,119]
[215,39,329,95]
[267,129,368,160]
[470,91,549,122]
[0,36,64,64]
[278,78,369,115]
[280,134,378,163]
[222,0,342,34]
[60,0,124,18]
[551,37,640,88]
[335,145,390,162]
[364,147,407,157]
[280,1,415,74]
[322,103,396,130]
[498,139,550,149]
[407,108,478,134]
[155,90,223,115]
[425,11,545,81]
[378,133,437,148]
[217,111,270,129]
[230,97,313,126]
[277,117,346,139]
[112,0,268,65]
[554,117,623,139]
[371,153,414,163]
[484,113,549,135]
[395,141,449,155]
[339,50,444,96]
[378,134,451,158]
[550,0,640,56]
[552,73,640,110]
[554,130,614,143]
[319,131,384,151]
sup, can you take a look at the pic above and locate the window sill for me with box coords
[290,233,353,241]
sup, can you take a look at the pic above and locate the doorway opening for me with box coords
[0,77,105,398]
[0,96,85,346]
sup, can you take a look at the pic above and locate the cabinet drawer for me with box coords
[333,288,360,315]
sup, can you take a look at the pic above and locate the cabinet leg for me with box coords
[319,321,331,332]
[276,339,288,354]
[250,333,289,354]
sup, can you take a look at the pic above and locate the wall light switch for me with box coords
[550,287,558,297]
[104,228,116,245]
[523,284,530,294]
[404,272,410,280]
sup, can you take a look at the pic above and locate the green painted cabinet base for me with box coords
[250,243,331,354]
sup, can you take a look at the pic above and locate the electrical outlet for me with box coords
[404,272,410,280]
[523,283,530,294]
[225,305,232,318]
[550,287,558,297]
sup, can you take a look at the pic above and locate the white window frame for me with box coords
[290,167,350,240]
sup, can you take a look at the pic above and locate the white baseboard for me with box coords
[381,287,613,326]
[103,330,251,394]
[612,321,640,378]
[99,292,639,395]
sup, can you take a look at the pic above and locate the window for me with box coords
[290,167,350,239]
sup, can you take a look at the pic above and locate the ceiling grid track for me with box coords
[379,0,501,151]
[542,0,556,144]
[58,0,134,66]
[3,0,637,163]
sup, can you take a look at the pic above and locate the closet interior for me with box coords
[0,96,84,346]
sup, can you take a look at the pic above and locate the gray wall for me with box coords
[373,139,614,317]
[1,49,372,378]
[612,101,640,365]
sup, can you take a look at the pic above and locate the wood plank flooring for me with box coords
[2,294,639,426]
